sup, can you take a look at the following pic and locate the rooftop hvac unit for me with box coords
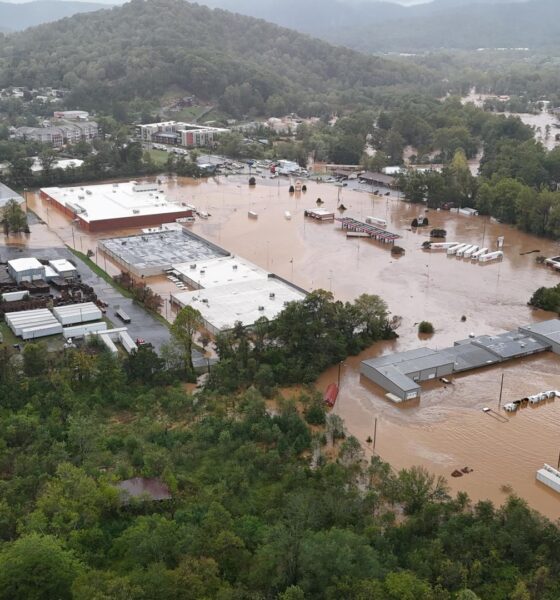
[86,190,92,195]
[133,209,140,214]
[269,293,275,299]
[258,306,265,311]
[233,265,238,270]
[200,270,205,275]
[202,298,208,303]
[78,195,84,200]
[190,264,197,269]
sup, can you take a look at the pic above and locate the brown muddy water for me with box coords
[12,175,560,519]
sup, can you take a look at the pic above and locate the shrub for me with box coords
[418,321,435,334]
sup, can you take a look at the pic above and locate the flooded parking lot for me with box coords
[11,174,560,518]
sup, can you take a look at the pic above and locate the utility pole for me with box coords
[337,361,343,387]
[373,417,378,452]
[498,372,504,409]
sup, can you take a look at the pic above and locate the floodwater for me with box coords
[10,175,560,519]
[462,88,560,151]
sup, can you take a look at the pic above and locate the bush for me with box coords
[304,402,326,426]
[248,176,256,186]
[529,284,560,312]
[289,185,295,193]
[418,321,434,334]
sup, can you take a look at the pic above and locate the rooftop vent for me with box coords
[258,305,265,311]
[190,264,197,269]
[269,292,275,299]
[233,265,238,270]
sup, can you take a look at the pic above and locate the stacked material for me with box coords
[5,308,62,339]
[53,302,102,325]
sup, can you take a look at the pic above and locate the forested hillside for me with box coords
[0,0,435,118]
[0,0,108,33]
[1,330,560,599]
[201,0,560,53]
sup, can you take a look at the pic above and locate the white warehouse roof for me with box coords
[173,256,268,289]
[8,257,44,272]
[40,181,187,224]
[171,277,306,333]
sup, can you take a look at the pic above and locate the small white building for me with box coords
[49,259,78,279]
[8,257,45,283]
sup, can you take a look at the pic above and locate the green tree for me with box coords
[0,533,83,600]
[23,341,48,377]
[170,305,203,377]
[1,198,28,234]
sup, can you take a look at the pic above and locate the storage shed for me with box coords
[7,257,45,283]
[49,259,78,279]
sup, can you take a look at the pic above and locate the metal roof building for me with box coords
[0,182,24,209]
[519,319,560,354]
[7,257,45,283]
[361,320,559,401]
[98,228,228,277]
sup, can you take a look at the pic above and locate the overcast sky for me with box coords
[1,0,431,4]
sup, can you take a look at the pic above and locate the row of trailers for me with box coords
[5,302,102,340]
[424,241,504,263]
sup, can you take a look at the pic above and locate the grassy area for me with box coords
[0,322,19,346]
[146,149,169,166]
[174,106,206,122]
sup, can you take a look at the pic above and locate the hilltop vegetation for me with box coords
[202,0,560,53]
[0,0,436,119]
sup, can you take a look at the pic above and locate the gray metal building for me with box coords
[519,320,560,354]
[361,320,558,401]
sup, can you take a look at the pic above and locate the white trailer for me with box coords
[424,241,457,251]
[365,216,387,228]
[21,322,63,340]
[536,464,560,494]
[63,322,107,339]
[478,251,504,263]
[457,244,476,258]
[447,243,468,256]
[1,290,30,302]
[471,247,488,260]
[463,245,479,259]
[53,302,102,325]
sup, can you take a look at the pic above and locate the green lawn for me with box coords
[146,149,169,166]
[0,322,19,346]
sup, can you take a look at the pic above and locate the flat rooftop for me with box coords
[171,277,306,331]
[443,343,500,372]
[8,257,44,272]
[173,256,268,289]
[99,229,227,272]
[521,319,560,336]
[41,181,188,223]
[468,330,549,359]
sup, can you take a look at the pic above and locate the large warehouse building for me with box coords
[171,275,306,335]
[40,181,194,231]
[361,322,559,401]
[98,228,228,277]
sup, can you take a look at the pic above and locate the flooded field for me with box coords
[9,174,560,518]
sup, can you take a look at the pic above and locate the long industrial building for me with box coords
[40,181,194,231]
[361,320,560,400]
[98,228,227,277]
[170,255,306,334]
